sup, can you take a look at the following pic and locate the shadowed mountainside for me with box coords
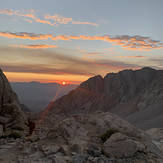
[0,69,27,137]
[44,67,163,129]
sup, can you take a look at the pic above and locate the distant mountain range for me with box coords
[43,67,163,129]
[11,81,77,112]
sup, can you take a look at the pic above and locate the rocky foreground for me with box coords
[1,112,163,163]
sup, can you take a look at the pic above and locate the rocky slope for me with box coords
[1,112,163,163]
[44,67,163,129]
[0,69,27,137]
[146,128,163,153]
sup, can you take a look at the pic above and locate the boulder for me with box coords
[46,112,163,162]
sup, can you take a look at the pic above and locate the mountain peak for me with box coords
[45,67,163,125]
[141,66,156,71]
[79,75,104,94]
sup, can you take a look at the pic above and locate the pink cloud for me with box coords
[0,9,13,15]
[44,14,72,24]
[71,21,98,26]
[0,9,98,27]
[0,32,52,40]
[116,55,146,58]
[44,14,98,26]
[0,31,163,51]
[11,44,57,49]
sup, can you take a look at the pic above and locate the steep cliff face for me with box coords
[0,69,26,136]
[103,67,156,102]
[44,67,163,129]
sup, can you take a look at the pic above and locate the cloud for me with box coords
[71,21,98,26]
[44,14,72,25]
[0,9,14,15]
[44,14,98,26]
[0,9,35,18]
[1,60,140,76]
[0,9,98,27]
[116,55,146,58]
[1,63,93,76]
[51,34,163,50]
[11,44,57,49]
[148,58,163,68]
[0,9,54,25]
[0,32,52,40]
[0,46,141,77]
[0,31,162,50]
[94,59,140,70]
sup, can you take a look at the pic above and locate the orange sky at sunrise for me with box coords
[0,0,163,84]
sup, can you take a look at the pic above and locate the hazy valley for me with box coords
[11,82,77,112]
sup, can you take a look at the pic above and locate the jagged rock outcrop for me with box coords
[80,75,104,94]
[0,69,27,136]
[44,67,163,129]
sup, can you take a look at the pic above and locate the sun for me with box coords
[62,81,66,85]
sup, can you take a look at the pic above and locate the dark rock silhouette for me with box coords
[0,69,26,136]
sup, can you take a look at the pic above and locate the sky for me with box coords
[0,0,163,84]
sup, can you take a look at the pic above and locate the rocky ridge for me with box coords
[0,69,27,137]
[44,67,163,129]
[1,112,163,163]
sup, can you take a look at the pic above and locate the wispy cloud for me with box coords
[0,9,14,15]
[1,63,93,76]
[0,32,52,40]
[0,9,98,27]
[0,46,141,77]
[148,58,163,68]
[44,14,98,26]
[116,55,146,58]
[11,44,57,49]
[71,21,98,26]
[44,14,72,25]
[0,31,162,51]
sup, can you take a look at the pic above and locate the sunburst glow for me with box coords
[62,81,66,85]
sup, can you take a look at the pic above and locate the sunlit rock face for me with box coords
[44,67,163,129]
[0,69,26,136]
